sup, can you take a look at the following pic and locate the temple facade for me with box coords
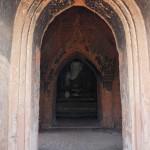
[0,0,150,149]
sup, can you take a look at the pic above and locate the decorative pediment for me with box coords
[95,54,116,90]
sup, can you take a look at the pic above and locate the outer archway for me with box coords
[9,0,150,150]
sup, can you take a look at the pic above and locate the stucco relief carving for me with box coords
[86,46,96,55]
[41,45,116,92]
[54,48,66,64]
[85,45,116,90]
[95,54,116,90]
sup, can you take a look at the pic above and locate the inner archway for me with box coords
[56,58,98,126]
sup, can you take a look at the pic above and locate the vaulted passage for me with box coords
[39,6,122,129]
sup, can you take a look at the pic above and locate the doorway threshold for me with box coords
[52,117,102,129]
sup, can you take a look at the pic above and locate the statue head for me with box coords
[70,60,82,73]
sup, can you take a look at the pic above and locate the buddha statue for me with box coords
[57,59,97,99]
[64,60,93,98]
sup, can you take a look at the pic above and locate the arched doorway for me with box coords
[9,0,149,149]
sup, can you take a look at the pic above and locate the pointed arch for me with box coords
[9,0,149,149]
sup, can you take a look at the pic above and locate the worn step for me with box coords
[57,102,97,108]
[57,98,97,103]
[56,97,97,118]
[56,112,97,118]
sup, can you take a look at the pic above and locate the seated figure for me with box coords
[64,60,93,98]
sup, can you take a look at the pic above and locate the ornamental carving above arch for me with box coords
[41,48,116,92]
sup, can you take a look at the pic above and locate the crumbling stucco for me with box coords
[0,0,149,150]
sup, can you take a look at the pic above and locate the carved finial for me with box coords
[74,0,85,6]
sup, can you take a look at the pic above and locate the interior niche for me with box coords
[39,6,122,129]
[56,58,98,126]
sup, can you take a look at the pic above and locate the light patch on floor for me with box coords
[38,129,122,150]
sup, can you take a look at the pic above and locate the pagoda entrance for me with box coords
[56,59,98,126]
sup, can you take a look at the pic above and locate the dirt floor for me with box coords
[38,128,122,150]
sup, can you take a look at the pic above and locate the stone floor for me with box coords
[38,128,122,150]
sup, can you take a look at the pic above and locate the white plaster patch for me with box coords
[0,52,10,150]
[124,136,132,150]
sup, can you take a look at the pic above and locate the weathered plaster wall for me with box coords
[0,0,20,149]
[0,0,20,59]
[134,0,150,147]
[135,0,150,60]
